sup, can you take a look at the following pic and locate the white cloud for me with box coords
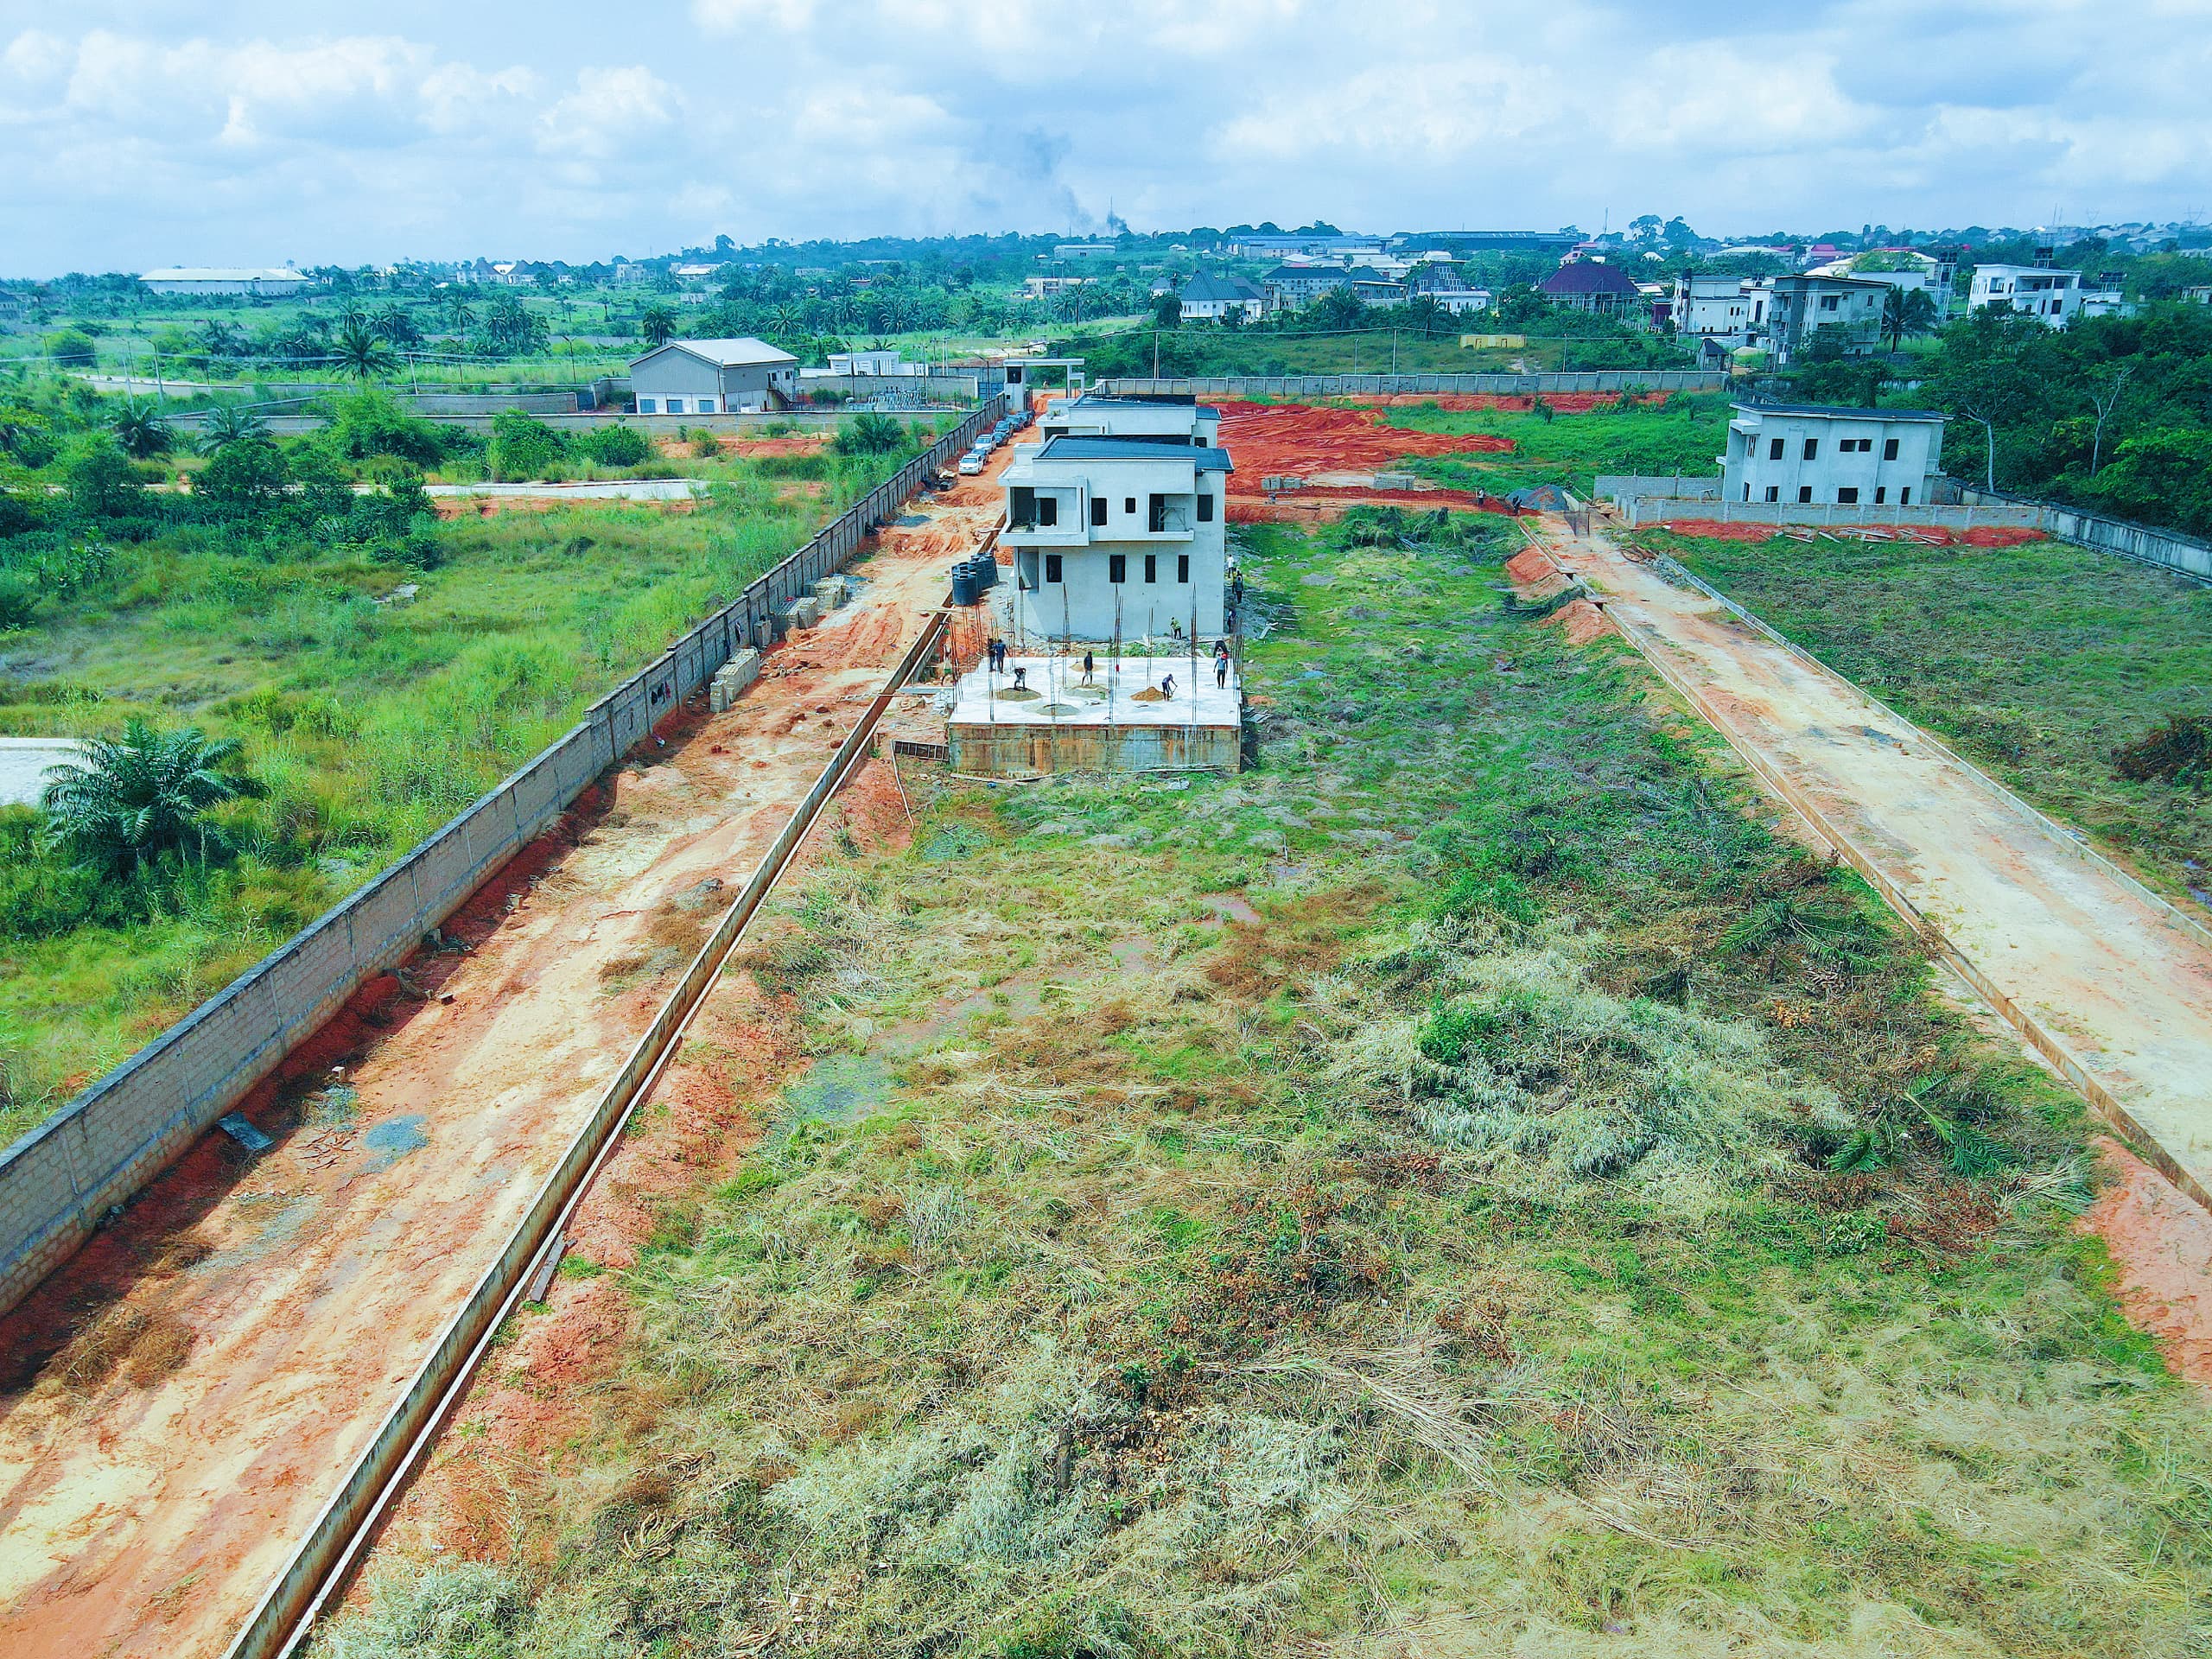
[3,3,2210,272]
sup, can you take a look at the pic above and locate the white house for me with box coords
[1001,436,1234,640]
[1427,288,1495,315]
[1721,402,1944,509]
[629,338,799,414]
[1179,273,1266,322]
[140,267,307,297]
[1969,264,2083,325]
[1671,274,1757,346]
[1038,393,1221,446]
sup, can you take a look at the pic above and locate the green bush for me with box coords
[45,331,97,369]
[326,391,448,467]
[0,573,41,630]
[64,439,144,519]
[195,439,292,524]
[580,423,651,467]
[486,411,569,482]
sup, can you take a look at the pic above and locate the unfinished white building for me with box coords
[1721,403,1945,508]
[1037,393,1221,446]
[1001,437,1233,642]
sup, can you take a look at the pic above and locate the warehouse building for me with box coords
[628,338,799,414]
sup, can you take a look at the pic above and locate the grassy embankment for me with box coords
[325,508,2211,1658]
[1070,328,1698,380]
[1649,531,2212,908]
[1386,391,1732,496]
[0,451,915,1146]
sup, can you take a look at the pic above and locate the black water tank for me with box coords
[950,563,982,606]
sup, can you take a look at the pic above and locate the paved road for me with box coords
[1541,518,2212,1207]
[0,740,80,808]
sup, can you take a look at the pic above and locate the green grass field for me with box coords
[1389,391,1732,494]
[0,454,911,1145]
[1650,530,2212,907]
[320,507,2212,1659]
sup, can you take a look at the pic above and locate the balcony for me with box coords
[1002,486,1089,548]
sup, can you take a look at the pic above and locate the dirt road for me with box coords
[0,475,1002,1659]
[1532,518,2212,1208]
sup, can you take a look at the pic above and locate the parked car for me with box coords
[957,450,987,475]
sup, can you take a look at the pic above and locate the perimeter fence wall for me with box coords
[0,397,1006,1316]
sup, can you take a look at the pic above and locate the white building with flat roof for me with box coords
[1001,436,1233,641]
[1037,393,1220,446]
[140,267,306,296]
[629,337,798,413]
[1969,264,2083,325]
[1721,403,1945,509]
[1671,273,1757,346]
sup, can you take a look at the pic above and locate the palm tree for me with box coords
[194,402,270,455]
[330,315,397,383]
[445,291,475,337]
[41,719,259,878]
[1407,295,1446,339]
[109,402,174,460]
[640,304,677,346]
[198,319,248,360]
[772,302,803,334]
[372,304,422,347]
[1881,285,1940,350]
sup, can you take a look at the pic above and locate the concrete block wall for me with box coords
[1101,370,1727,399]
[0,397,1005,1318]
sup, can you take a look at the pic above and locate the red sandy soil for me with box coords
[1657,518,2045,548]
[1547,596,1617,645]
[2081,1138,2212,1388]
[1215,399,1514,489]
[1228,487,1513,525]
[1338,391,1671,413]
[0,482,1001,1659]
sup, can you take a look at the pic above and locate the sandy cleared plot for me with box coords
[1535,517,2212,1211]
[0,487,1001,1659]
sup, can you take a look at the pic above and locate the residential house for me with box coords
[1260,264,1351,311]
[1179,272,1266,322]
[1671,273,1757,347]
[139,267,307,297]
[1023,275,1096,299]
[1537,259,1644,320]
[1968,264,2083,325]
[1351,277,1408,308]
[1426,288,1495,315]
[1001,437,1234,639]
[1721,402,1944,509]
[1753,275,1888,362]
[629,338,799,414]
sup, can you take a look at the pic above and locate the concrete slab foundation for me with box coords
[945,654,1241,778]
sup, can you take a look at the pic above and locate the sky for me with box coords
[3,0,2210,276]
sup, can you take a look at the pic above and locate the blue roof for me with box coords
[1036,437,1234,473]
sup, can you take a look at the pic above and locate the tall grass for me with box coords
[319,509,2212,1658]
[0,449,914,1141]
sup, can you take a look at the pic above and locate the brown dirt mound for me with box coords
[1547,597,1616,645]
[2081,1137,2212,1388]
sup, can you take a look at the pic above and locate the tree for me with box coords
[194,403,270,455]
[833,412,908,455]
[1942,357,2035,493]
[445,291,476,336]
[46,330,98,369]
[640,304,678,346]
[331,316,397,383]
[1880,284,1939,349]
[2085,364,2133,477]
[65,439,145,518]
[198,318,249,361]
[194,438,292,523]
[372,304,423,348]
[41,719,258,878]
[1313,286,1364,329]
[108,402,174,460]
[1407,296,1446,339]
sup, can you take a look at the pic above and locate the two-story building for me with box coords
[1752,275,1888,362]
[1001,437,1233,639]
[1969,264,2084,325]
[1179,272,1266,322]
[1261,264,1351,312]
[1720,402,1945,508]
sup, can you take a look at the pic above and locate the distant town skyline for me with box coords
[4,1,2210,275]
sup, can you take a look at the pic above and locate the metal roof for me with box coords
[1179,272,1264,302]
[1034,437,1234,472]
[1732,401,1945,423]
[140,267,304,282]
[636,337,798,368]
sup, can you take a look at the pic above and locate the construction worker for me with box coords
[1082,650,1095,685]
[1161,671,1176,701]
[1213,639,1230,689]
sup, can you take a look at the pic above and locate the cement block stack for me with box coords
[781,594,823,632]
[709,648,762,713]
[812,575,849,611]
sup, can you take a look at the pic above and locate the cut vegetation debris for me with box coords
[325,505,2212,1659]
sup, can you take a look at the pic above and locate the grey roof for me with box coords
[1179,272,1263,302]
[1035,437,1234,472]
[1540,260,1642,296]
[1263,263,1350,283]
[1732,400,1945,423]
[638,336,797,368]
[141,267,304,282]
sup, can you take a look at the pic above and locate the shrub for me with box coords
[326,391,449,467]
[579,423,650,467]
[195,439,292,524]
[45,331,98,370]
[41,718,262,878]
[486,411,568,482]
[64,439,144,519]
[833,412,908,455]
[0,573,41,630]
[2113,715,2211,786]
